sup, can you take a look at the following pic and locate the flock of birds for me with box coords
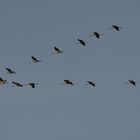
[0,25,137,89]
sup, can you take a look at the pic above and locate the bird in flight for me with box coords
[89,32,102,39]
[4,67,16,75]
[24,82,38,89]
[85,81,96,87]
[53,47,64,54]
[30,56,42,63]
[126,80,136,86]
[76,38,86,46]
[64,80,74,85]
[111,25,122,31]
[12,82,23,87]
[0,77,7,85]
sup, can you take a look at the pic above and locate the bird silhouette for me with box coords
[77,38,86,46]
[53,47,64,54]
[24,82,38,89]
[12,82,23,87]
[4,67,16,75]
[89,32,102,39]
[112,25,122,31]
[30,56,42,63]
[127,80,136,86]
[0,77,7,85]
[64,80,74,85]
[85,81,96,87]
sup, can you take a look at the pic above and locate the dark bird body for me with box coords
[31,56,41,63]
[12,82,23,87]
[5,68,16,74]
[64,80,74,85]
[89,32,101,39]
[0,77,7,84]
[86,81,96,87]
[26,83,38,88]
[54,47,64,54]
[112,25,121,31]
[128,80,136,86]
[77,38,86,46]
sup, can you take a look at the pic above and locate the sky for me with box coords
[0,0,140,139]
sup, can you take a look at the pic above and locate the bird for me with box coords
[53,46,64,54]
[89,32,102,39]
[4,67,16,75]
[12,82,23,87]
[31,56,41,63]
[24,82,38,89]
[85,81,96,87]
[0,77,7,85]
[64,80,74,85]
[77,38,86,46]
[127,80,136,86]
[111,25,122,31]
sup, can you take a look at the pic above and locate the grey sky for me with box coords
[0,0,140,140]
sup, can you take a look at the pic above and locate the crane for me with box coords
[31,56,42,63]
[77,38,86,46]
[4,67,16,75]
[112,25,122,31]
[0,77,7,85]
[12,82,23,87]
[127,80,136,86]
[53,47,64,54]
[64,80,74,85]
[24,82,38,89]
[85,81,96,87]
[89,32,102,39]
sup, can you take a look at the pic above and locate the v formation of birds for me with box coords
[0,25,137,90]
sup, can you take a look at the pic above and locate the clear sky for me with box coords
[0,0,140,139]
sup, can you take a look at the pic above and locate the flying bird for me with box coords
[76,38,86,46]
[24,82,38,89]
[30,56,42,63]
[12,82,23,87]
[64,80,74,85]
[0,77,7,85]
[127,80,136,86]
[53,47,64,54]
[4,67,16,75]
[85,81,96,87]
[89,32,102,39]
[111,25,122,31]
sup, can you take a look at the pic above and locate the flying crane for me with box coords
[30,56,42,63]
[111,25,122,31]
[0,77,7,85]
[12,82,23,87]
[4,67,16,75]
[64,80,74,85]
[85,81,96,87]
[89,32,102,39]
[24,82,38,89]
[53,47,64,54]
[76,38,86,46]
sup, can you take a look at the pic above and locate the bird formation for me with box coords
[0,25,137,90]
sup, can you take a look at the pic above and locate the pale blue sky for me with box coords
[0,0,140,140]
